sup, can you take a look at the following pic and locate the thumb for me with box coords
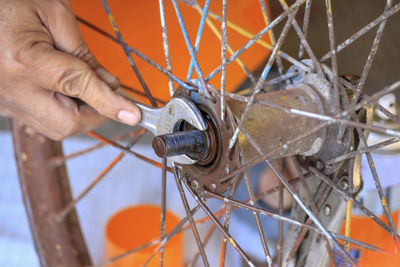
[29,42,141,126]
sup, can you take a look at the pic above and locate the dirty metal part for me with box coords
[287,60,349,162]
[11,120,92,267]
[152,129,208,159]
[174,85,239,194]
[137,96,207,165]
[228,84,327,165]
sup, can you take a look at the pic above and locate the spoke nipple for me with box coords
[324,204,331,216]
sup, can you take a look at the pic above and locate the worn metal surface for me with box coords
[152,129,208,159]
[175,85,239,194]
[11,120,91,267]
[228,84,327,164]
[137,96,207,164]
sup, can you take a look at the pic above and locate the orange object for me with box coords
[335,210,400,266]
[105,205,183,267]
[70,0,271,105]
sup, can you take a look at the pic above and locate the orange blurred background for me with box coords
[70,0,271,105]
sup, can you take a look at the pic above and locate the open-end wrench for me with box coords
[136,96,207,164]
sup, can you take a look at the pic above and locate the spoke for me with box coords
[184,182,256,267]
[55,131,145,222]
[93,205,201,267]
[341,1,394,140]
[285,158,335,263]
[284,107,400,137]
[171,163,210,267]
[120,84,166,105]
[324,0,340,113]
[188,222,218,267]
[298,0,312,59]
[221,122,330,184]
[220,176,241,267]
[228,6,300,150]
[87,131,173,172]
[277,180,284,267]
[158,0,175,96]
[50,128,145,166]
[239,121,353,264]
[187,0,211,80]
[171,0,208,92]
[76,16,193,92]
[342,79,400,117]
[190,0,256,85]
[354,125,398,238]
[243,169,273,266]
[160,157,167,266]
[353,0,394,102]
[277,0,326,82]
[266,163,354,265]
[230,90,400,139]
[258,0,284,75]
[205,190,386,254]
[320,1,400,62]
[374,101,400,124]
[100,0,158,107]
[56,152,124,223]
[206,0,309,82]
[326,137,400,165]
[220,0,228,121]
[310,167,394,236]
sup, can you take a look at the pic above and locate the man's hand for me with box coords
[0,0,141,140]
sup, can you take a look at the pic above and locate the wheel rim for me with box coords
[12,0,400,266]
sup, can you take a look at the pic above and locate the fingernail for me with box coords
[117,110,140,125]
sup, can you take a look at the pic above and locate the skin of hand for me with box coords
[0,0,141,140]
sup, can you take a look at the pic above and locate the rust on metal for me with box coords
[11,119,92,267]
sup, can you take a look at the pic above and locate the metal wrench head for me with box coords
[138,96,207,164]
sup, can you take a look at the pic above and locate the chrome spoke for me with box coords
[206,0,309,82]
[187,0,211,81]
[100,0,158,107]
[50,128,145,166]
[258,0,284,75]
[87,132,173,173]
[171,0,208,92]
[277,0,326,82]
[55,131,145,222]
[220,176,241,267]
[326,137,400,165]
[205,190,385,254]
[76,16,193,91]
[228,6,300,151]
[310,167,393,235]
[220,0,228,121]
[158,0,175,96]
[184,182,256,267]
[171,163,210,267]
[320,2,400,62]
[298,0,312,59]
[160,157,167,266]
[243,169,273,266]
[353,123,398,238]
[324,0,340,113]
[352,0,393,103]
